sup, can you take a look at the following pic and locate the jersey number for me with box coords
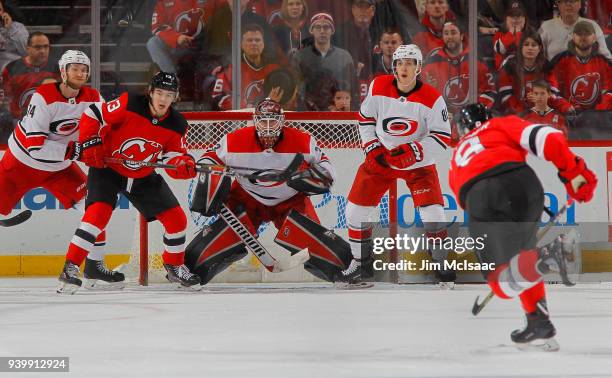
[26,104,36,118]
[454,136,484,167]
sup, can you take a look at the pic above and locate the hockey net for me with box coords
[122,111,397,285]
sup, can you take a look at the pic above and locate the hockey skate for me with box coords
[57,261,82,295]
[511,300,559,352]
[537,230,578,286]
[163,264,202,290]
[335,256,375,290]
[434,269,456,290]
[83,258,125,290]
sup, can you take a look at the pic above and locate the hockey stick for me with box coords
[0,210,32,227]
[471,200,573,316]
[219,204,309,272]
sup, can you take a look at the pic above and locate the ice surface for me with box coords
[0,279,611,378]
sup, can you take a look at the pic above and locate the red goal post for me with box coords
[131,111,398,285]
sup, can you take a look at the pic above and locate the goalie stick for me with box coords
[472,200,574,316]
[219,204,309,272]
[0,210,32,227]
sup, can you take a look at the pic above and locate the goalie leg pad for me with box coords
[190,172,232,217]
[185,208,253,284]
[274,210,352,282]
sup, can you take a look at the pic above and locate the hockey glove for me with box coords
[363,140,389,174]
[287,164,333,195]
[558,157,597,203]
[386,141,423,169]
[166,155,197,179]
[68,137,105,168]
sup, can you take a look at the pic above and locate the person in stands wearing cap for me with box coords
[549,20,611,111]
[291,12,358,111]
[493,1,530,70]
[539,0,611,61]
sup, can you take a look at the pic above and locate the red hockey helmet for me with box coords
[253,98,284,149]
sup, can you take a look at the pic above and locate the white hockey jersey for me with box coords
[8,83,102,171]
[201,126,335,206]
[359,75,452,170]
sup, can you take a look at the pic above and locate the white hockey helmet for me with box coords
[392,44,423,76]
[58,50,91,81]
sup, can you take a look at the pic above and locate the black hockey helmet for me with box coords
[149,71,180,97]
[458,103,492,135]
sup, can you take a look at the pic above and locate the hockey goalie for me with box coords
[185,98,353,284]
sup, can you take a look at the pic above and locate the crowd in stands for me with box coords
[0,0,610,144]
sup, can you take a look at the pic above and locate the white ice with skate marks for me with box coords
[0,279,611,378]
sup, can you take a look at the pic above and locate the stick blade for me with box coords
[0,210,32,227]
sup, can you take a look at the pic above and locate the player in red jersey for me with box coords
[58,72,200,293]
[185,99,353,285]
[449,103,597,350]
[344,44,454,286]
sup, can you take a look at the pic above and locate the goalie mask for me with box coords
[254,98,284,149]
[392,44,423,78]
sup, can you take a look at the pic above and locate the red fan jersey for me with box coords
[412,11,455,60]
[151,0,221,48]
[521,108,568,135]
[79,93,189,179]
[2,57,59,119]
[212,58,280,110]
[549,51,612,111]
[449,115,577,207]
[422,47,496,115]
[493,30,522,70]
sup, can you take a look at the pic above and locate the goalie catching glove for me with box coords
[66,137,105,168]
[558,156,597,203]
[287,163,333,195]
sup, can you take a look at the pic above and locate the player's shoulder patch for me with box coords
[408,82,441,109]
[226,126,260,152]
[370,75,397,97]
[35,82,63,104]
[274,127,312,153]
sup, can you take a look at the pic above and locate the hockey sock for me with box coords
[426,228,449,264]
[519,281,546,313]
[346,202,375,259]
[348,226,372,259]
[157,206,187,266]
[66,202,113,265]
[87,231,107,261]
[487,249,542,299]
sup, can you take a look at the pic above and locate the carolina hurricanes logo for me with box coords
[248,169,285,187]
[113,138,162,170]
[570,72,601,106]
[49,118,80,136]
[443,74,470,106]
[19,87,37,110]
[382,117,419,137]
[245,79,265,106]
[175,9,203,37]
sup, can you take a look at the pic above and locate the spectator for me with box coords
[422,20,496,116]
[211,24,280,110]
[372,27,404,77]
[249,0,283,24]
[335,0,378,101]
[539,0,611,61]
[271,0,309,58]
[520,79,568,135]
[291,13,358,110]
[0,0,27,71]
[549,21,611,111]
[328,84,351,112]
[146,0,212,73]
[2,32,58,121]
[262,67,298,109]
[493,1,530,70]
[413,0,455,60]
[498,31,572,114]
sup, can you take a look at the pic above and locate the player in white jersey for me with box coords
[0,50,122,289]
[184,99,353,284]
[344,44,455,285]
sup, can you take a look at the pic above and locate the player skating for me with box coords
[58,72,200,293]
[344,44,454,286]
[185,98,353,285]
[449,103,597,351]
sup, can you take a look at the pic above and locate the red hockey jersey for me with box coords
[412,11,455,60]
[449,115,577,207]
[2,57,59,119]
[493,30,522,70]
[79,93,189,179]
[151,0,220,48]
[549,51,612,111]
[521,108,568,135]
[422,47,496,114]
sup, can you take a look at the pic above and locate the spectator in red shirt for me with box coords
[271,0,309,59]
[520,79,568,135]
[493,1,529,70]
[412,0,455,60]
[372,27,404,77]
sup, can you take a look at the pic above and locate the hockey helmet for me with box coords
[458,103,492,135]
[392,44,423,76]
[253,98,284,149]
[149,71,180,98]
[58,50,90,81]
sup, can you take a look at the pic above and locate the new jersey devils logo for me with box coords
[443,74,469,106]
[244,79,265,106]
[570,72,601,106]
[382,117,419,137]
[49,118,80,136]
[113,138,162,170]
[175,9,204,37]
